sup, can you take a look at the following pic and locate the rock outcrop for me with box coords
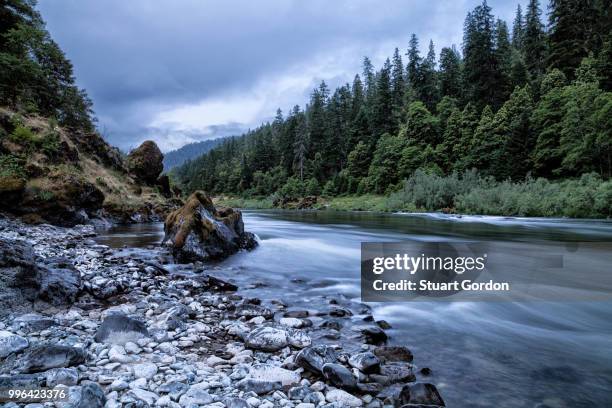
[126,140,164,185]
[163,191,257,263]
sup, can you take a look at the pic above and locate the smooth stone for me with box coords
[373,346,413,363]
[236,378,283,395]
[245,327,289,352]
[397,382,445,407]
[0,330,28,357]
[133,362,158,379]
[325,388,363,407]
[295,346,338,374]
[178,382,213,405]
[94,313,149,344]
[348,352,381,374]
[322,363,357,390]
[44,368,78,387]
[249,364,301,386]
[16,344,86,373]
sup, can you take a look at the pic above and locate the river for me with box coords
[95,210,612,407]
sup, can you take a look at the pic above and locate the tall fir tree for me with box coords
[512,4,524,50]
[439,46,462,100]
[523,0,546,81]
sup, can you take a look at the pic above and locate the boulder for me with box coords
[95,313,149,344]
[322,363,357,390]
[0,331,28,358]
[348,352,381,374]
[0,239,40,315]
[397,382,445,407]
[127,140,164,184]
[16,344,86,373]
[38,258,82,305]
[163,191,257,263]
[75,381,106,408]
[245,327,289,352]
[373,346,413,363]
[295,346,338,375]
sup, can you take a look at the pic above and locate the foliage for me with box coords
[173,0,611,218]
[0,154,26,179]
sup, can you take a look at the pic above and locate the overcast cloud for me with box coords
[38,0,520,152]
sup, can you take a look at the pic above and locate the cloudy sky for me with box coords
[38,0,521,152]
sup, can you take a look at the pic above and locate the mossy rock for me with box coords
[163,191,257,263]
[126,140,164,185]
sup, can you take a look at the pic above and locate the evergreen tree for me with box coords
[495,19,513,102]
[523,0,546,81]
[371,59,394,137]
[438,46,462,100]
[391,47,405,122]
[512,4,524,50]
[406,34,422,97]
[419,40,440,111]
[547,0,600,78]
[462,1,502,110]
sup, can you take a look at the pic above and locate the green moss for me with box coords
[215,196,275,209]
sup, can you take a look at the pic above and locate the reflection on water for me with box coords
[96,211,612,407]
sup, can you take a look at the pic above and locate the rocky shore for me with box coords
[0,214,444,408]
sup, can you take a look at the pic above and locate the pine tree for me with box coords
[439,46,462,100]
[406,34,422,97]
[419,40,440,111]
[547,0,600,78]
[462,1,502,110]
[391,47,405,123]
[512,4,524,50]
[523,0,546,81]
[293,112,308,180]
[495,19,513,103]
[371,58,394,137]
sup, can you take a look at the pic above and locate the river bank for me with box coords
[0,214,441,408]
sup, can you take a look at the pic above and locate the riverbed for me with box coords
[96,210,612,407]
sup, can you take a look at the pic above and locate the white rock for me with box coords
[326,388,363,407]
[108,345,134,363]
[133,362,158,380]
[279,317,303,328]
[0,330,28,358]
[248,364,301,386]
[129,388,158,406]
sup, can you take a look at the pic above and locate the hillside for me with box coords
[0,108,179,225]
[0,1,179,226]
[163,138,224,170]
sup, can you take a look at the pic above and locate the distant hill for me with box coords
[163,138,225,170]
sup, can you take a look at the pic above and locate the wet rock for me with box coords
[284,310,309,318]
[236,378,283,395]
[358,326,388,345]
[322,363,357,390]
[372,362,416,385]
[94,313,149,344]
[75,381,105,408]
[0,374,44,389]
[287,328,312,348]
[0,330,28,358]
[236,304,273,319]
[126,140,164,184]
[13,313,55,331]
[44,367,78,387]
[295,346,338,375]
[245,326,289,352]
[162,191,257,263]
[349,352,381,374]
[356,382,382,394]
[16,344,86,373]
[397,382,445,407]
[38,258,82,305]
[373,346,413,363]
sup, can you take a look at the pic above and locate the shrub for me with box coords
[0,154,26,179]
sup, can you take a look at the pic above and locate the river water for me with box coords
[95,210,612,407]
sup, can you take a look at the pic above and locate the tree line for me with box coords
[175,0,611,200]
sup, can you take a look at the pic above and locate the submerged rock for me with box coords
[397,382,445,407]
[163,191,258,262]
[348,352,381,374]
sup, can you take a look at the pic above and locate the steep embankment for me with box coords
[0,108,180,226]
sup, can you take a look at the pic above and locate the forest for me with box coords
[174,0,612,217]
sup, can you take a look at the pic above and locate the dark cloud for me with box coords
[38,0,520,151]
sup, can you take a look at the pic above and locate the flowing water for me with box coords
[96,210,612,407]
